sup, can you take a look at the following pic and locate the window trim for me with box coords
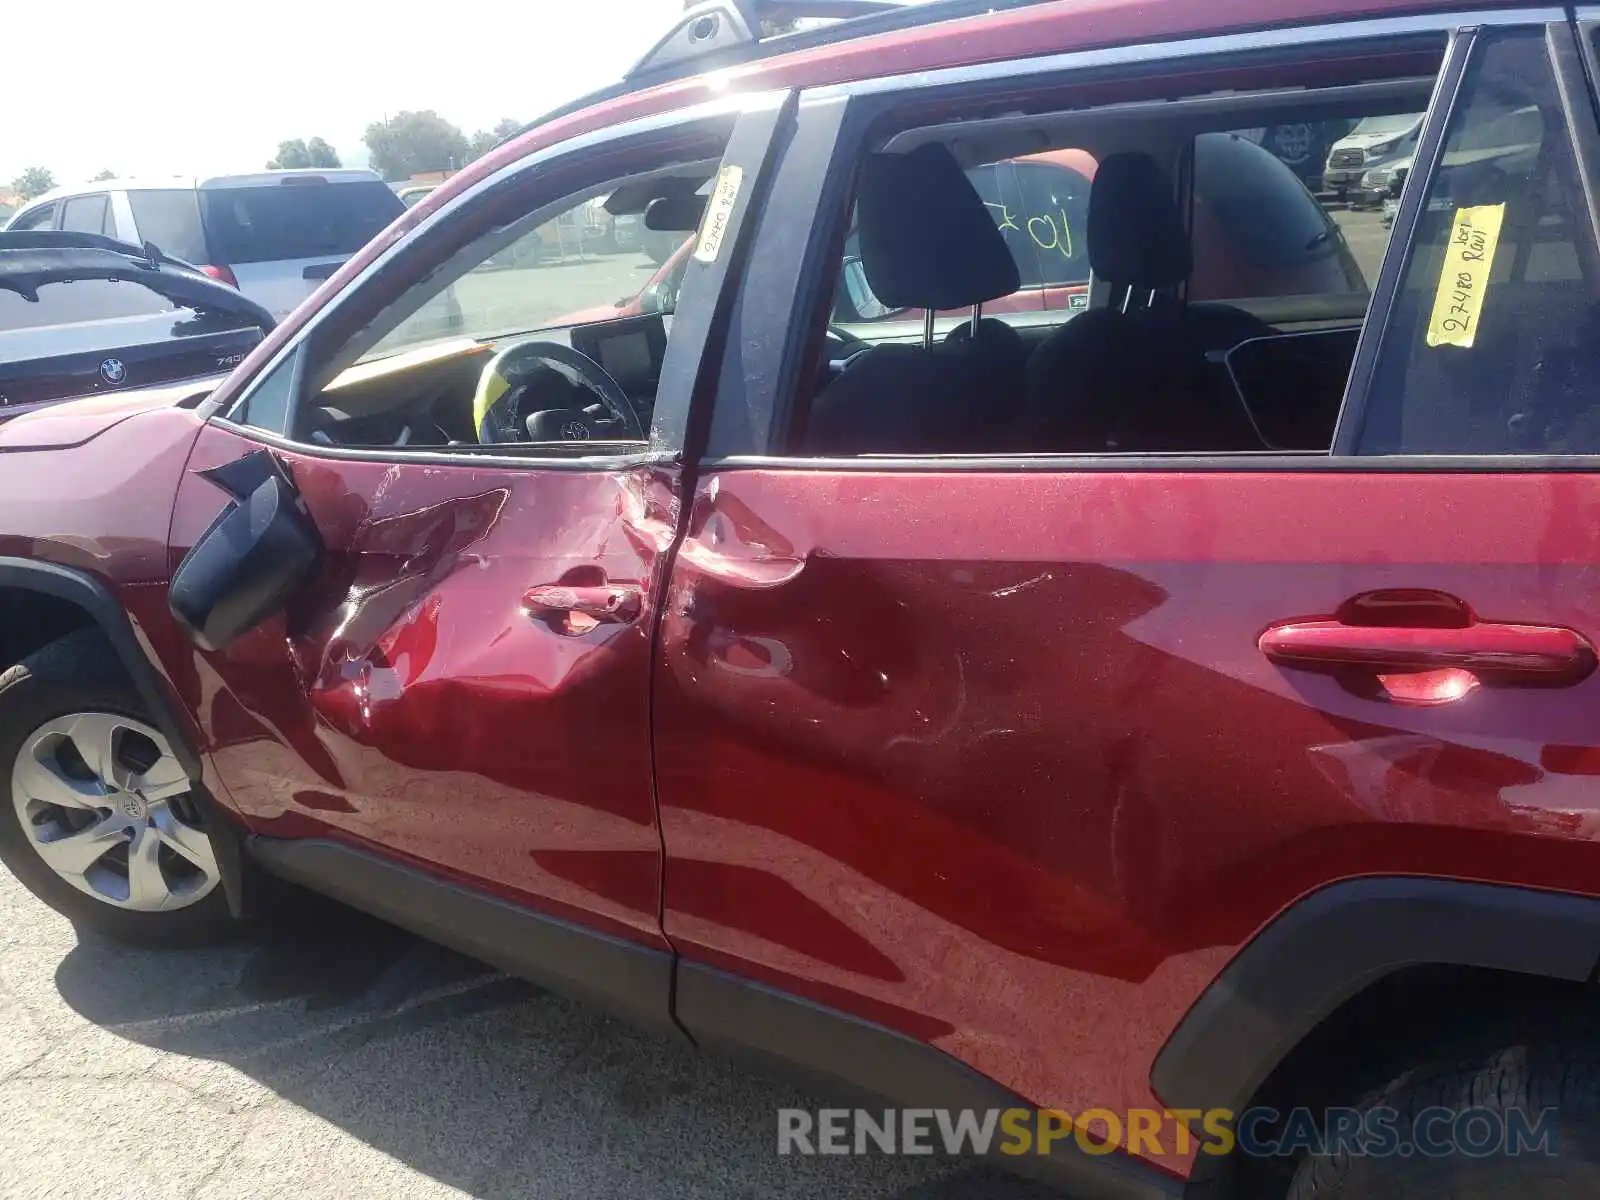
[803,8,1561,105]
[697,451,1600,473]
[716,7,1579,468]
[204,419,679,473]
[1547,22,1600,277]
[1329,26,1478,453]
[205,88,791,470]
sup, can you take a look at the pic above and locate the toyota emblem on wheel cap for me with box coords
[99,358,128,386]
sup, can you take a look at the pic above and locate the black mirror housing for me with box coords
[169,453,323,652]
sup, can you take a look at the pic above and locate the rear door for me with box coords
[161,96,788,1011]
[651,14,1600,1174]
[199,177,406,319]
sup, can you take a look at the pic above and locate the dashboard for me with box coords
[569,314,668,405]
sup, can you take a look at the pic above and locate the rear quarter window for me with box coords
[200,181,403,264]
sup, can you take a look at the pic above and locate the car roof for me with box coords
[21,169,388,208]
[413,0,1505,227]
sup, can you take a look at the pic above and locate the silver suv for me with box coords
[3,170,405,320]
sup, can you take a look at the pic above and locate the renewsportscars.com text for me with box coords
[776,1106,1558,1159]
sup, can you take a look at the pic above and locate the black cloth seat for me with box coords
[802,144,1024,455]
[1025,153,1271,452]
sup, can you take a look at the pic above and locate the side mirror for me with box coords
[638,278,678,315]
[842,257,898,321]
[169,451,323,651]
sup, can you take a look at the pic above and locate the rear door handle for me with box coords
[1260,619,1596,679]
[523,584,642,625]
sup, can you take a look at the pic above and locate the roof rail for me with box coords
[629,0,911,81]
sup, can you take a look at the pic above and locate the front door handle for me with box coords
[524,584,642,626]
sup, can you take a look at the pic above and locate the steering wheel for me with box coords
[825,325,871,357]
[473,340,646,445]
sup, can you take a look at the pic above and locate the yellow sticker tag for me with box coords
[1425,203,1506,349]
[694,164,743,264]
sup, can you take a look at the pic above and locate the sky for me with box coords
[3,0,688,186]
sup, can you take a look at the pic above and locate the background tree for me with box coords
[268,139,312,169]
[467,118,522,160]
[305,137,341,168]
[91,169,116,182]
[363,111,470,181]
[11,167,56,202]
[267,137,341,170]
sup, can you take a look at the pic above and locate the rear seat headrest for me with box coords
[856,143,1021,312]
[1088,153,1192,290]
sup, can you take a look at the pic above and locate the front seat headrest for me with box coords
[1088,153,1192,289]
[857,143,1021,312]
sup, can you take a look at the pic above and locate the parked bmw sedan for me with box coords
[0,232,273,423]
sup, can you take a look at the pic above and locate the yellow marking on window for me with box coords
[1426,203,1506,349]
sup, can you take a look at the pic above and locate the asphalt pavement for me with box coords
[0,869,1065,1200]
[1332,207,1392,289]
[450,252,664,333]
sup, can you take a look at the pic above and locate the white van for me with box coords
[4,170,405,321]
[1321,113,1424,202]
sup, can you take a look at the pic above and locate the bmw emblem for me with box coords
[99,358,128,386]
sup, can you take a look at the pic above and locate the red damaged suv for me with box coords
[5,1,1600,1196]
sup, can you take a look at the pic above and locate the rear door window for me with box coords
[60,194,111,236]
[199,181,403,263]
[127,190,208,263]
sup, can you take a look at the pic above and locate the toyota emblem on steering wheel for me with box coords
[561,420,592,441]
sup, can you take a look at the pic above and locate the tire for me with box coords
[0,629,235,946]
[1285,1019,1600,1198]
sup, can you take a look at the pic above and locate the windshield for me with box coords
[1349,114,1419,138]
[0,279,175,332]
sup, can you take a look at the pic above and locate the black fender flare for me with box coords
[1151,877,1600,1115]
[0,557,200,780]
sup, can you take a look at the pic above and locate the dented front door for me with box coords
[166,433,679,947]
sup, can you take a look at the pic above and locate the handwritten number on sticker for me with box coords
[1426,204,1506,349]
[694,165,744,265]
